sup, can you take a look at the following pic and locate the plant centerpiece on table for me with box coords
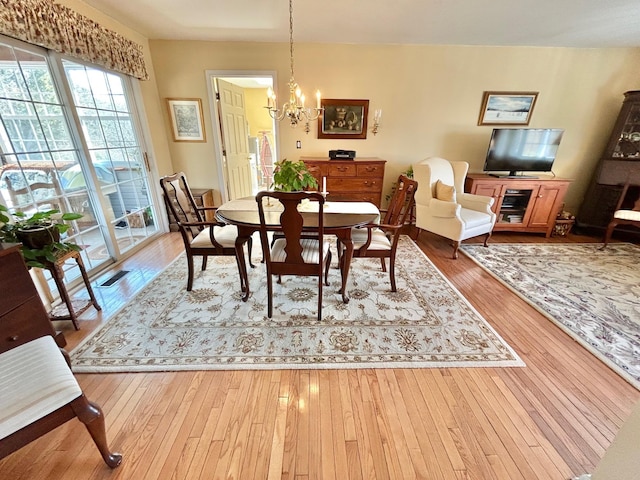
[0,204,83,268]
[271,158,318,192]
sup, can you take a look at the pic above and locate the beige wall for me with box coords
[55,1,640,214]
[244,88,273,139]
[592,400,640,479]
[150,40,640,212]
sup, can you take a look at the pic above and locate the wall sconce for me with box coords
[372,109,382,135]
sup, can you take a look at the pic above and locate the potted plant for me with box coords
[0,204,83,268]
[271,159,318,192]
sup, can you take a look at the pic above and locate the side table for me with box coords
[42,249,101,330]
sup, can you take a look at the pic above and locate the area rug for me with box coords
[70,236,523,372]
[460,243,640,389]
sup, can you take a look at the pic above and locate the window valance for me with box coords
[0,0,148,80]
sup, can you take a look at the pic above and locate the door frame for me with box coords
[204,70,278,203]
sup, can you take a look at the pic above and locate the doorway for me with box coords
[205,71,278,202]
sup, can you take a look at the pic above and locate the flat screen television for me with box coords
[483,128,564,177]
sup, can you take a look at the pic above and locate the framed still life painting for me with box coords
[318,99,369,139]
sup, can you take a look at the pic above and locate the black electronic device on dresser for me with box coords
[329,149,356,160]
[577,90,640,235]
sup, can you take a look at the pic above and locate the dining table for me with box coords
[215,196,380,303]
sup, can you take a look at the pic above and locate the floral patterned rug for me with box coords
[461,243,640,390]
[70,236,523,372]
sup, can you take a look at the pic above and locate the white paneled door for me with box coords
[217,79,253,200]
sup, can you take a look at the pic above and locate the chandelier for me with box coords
[265,0,322,133]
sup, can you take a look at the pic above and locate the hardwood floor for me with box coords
[1,230,638,479]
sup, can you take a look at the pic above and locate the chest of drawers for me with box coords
[0,243,60,353]
[300,157,386,207]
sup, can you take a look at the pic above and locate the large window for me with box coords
[0,38,159,286]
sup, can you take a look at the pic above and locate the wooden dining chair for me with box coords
[256,191,332,321]
[338,174,418,292]
[160,172,253,292]
[600,180,640,249]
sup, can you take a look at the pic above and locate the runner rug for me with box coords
[461,243,640,390]
[71,236,523,372]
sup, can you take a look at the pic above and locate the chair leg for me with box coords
[201,256,208,271]
[186,254,195,291]
[482,232,492,247]
[234,254,248,295]
[380,258,387,272]
[318,273,323,321]
[600,221,617,250]
[452,241,461,259]
[336,239,343,268]
[324,250,332,286]
[389,254,397,292]
[266,273,273,318]
[70,395,122,469]
[246,237,255,268]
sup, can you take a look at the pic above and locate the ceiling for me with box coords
[83,0,640,48]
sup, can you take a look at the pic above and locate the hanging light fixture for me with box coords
[265,0,322,133]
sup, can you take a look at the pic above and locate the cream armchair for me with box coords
[413,157,496,258]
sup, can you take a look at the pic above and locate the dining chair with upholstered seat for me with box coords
[0,336,122,468]
[160,172,253,292]
[337,174,417,292]
[256,191,332,321]
[600,180,640,249]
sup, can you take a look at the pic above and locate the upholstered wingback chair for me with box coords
[414,157,496,258]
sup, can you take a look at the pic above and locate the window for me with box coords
[0,37,159,287]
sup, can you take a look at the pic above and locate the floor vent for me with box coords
[99,270,130,287]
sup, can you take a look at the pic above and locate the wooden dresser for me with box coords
[0,243,62,354]
[300,157,386,207]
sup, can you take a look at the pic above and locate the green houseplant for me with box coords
[271,159,318,192]
[0,204,83,268]
[385,166,414,204]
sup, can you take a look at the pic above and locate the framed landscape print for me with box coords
[477,91,538,126]
[166,98,206,142]
[318,99,369,139]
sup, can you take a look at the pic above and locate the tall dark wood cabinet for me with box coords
[577,90,640,232]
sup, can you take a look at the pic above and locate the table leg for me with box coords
[50,263,80,330]
[75,253,101,312]
[335,230,353,304]
[235,227,255,302]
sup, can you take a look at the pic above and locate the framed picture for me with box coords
[318,99,369,139]
[477,91,538,126]
[166,98,206,142]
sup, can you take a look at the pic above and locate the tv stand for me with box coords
[465,174,571,237]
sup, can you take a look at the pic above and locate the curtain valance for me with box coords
[0,0,148,80]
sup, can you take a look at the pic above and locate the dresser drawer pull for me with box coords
[363,181,377,186]
[8,335,19,342]
[336,166,349,172]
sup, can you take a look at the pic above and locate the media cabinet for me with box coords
[465,174,571,237]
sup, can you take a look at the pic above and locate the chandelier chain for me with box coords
[289,0,294,80]
[265,0,323,131]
